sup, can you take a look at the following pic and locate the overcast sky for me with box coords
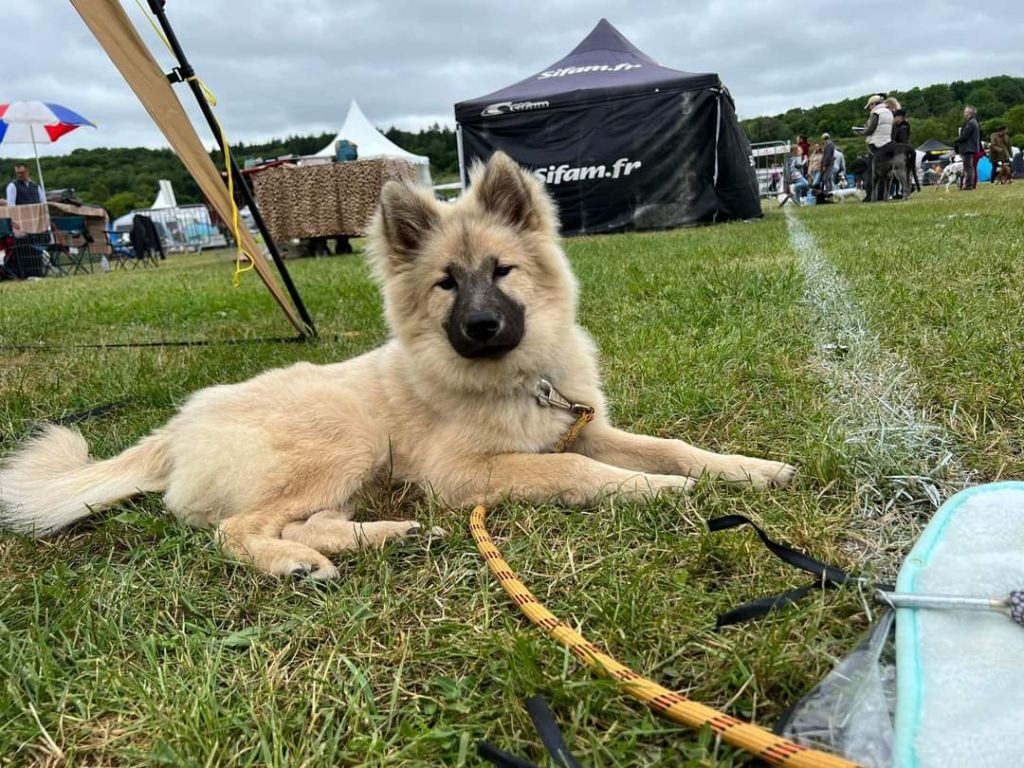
[6,1,1022,158]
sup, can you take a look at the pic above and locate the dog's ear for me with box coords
[473,151,555,234]
[376,181,441,261]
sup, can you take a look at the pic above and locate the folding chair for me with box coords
[51,216,92,275]
[104,226,134,270]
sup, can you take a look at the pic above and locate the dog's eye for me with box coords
[435,275,457,291]
[493,264,514,279]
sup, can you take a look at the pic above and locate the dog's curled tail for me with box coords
[0,425,172,536]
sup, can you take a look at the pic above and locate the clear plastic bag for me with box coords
[777,609,897,767]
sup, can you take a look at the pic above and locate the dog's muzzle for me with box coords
[444,277,526,359]
[452,310,523,358]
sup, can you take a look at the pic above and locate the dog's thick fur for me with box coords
[0,153,794,579]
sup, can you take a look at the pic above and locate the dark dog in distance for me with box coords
[868,143,920,202]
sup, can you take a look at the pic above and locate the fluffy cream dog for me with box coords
[0,153,794,578]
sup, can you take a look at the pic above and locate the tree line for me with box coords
[3,75,1021,219]
[741,75,1024,162]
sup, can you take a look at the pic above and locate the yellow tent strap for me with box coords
[469,505,860,768]
[196,92,256,287]
[134,0,255,286]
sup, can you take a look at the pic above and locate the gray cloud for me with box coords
[5,0,1022,158]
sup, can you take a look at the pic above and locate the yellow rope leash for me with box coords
[470,505,860,768]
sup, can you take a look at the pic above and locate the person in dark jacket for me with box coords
[5,163,46,207]
[988,126,1011,183]
[819,133,836,192]
[892,110,911,144]
[953,105,980,190]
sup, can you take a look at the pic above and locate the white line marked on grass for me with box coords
[785,209,970,525]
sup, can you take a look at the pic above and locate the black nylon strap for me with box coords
[707,515,855,586]
[478,696,582,768]
[525,695,583,768]
[708,514,880,626]
[716,583,823,628]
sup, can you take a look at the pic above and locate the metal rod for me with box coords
[877,590,1004,613]
[145,0,316,337]
[876,588,1024,628]
[30,124,46,195]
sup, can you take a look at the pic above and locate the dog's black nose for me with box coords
[464,311,501,342]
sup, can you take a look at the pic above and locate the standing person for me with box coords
[820,133,836,192]
[833,145,847,186]
[4,163,49,279]
[5,163,46,207]
[988,126,1011,183]
[953,105,980,191]
[892,110,911,144]
[807,143,823,188]
[797,134,810,159]
[858,94,893,201]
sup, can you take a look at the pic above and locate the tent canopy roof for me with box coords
[456,18,721,122]
[314,100,429,166]
[917,138,953,153]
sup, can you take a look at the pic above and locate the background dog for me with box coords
[0,153,794,579]
[938,160,964,190]
[869,143,919,201]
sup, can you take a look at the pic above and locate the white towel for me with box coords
[895,482,1024,768]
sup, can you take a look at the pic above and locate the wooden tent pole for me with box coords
[70,0,314,337]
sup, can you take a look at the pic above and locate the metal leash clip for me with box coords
[535,378,594,416]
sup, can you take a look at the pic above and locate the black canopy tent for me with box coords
[916,138,953,154]
[455,19,760,236]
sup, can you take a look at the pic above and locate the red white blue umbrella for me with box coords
[0,101,96,193]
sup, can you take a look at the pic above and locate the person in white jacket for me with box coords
[857,94,893,201]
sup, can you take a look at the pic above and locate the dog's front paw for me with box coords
[405,523,448,539]
[740,459,796,489]
[288,561,341,581]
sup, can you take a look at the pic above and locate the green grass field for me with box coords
[2,183,1022,766]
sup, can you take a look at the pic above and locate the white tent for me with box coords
[150,178,177,208]
[314,100,432,186]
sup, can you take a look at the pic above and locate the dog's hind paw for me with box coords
[288,561,340,581]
